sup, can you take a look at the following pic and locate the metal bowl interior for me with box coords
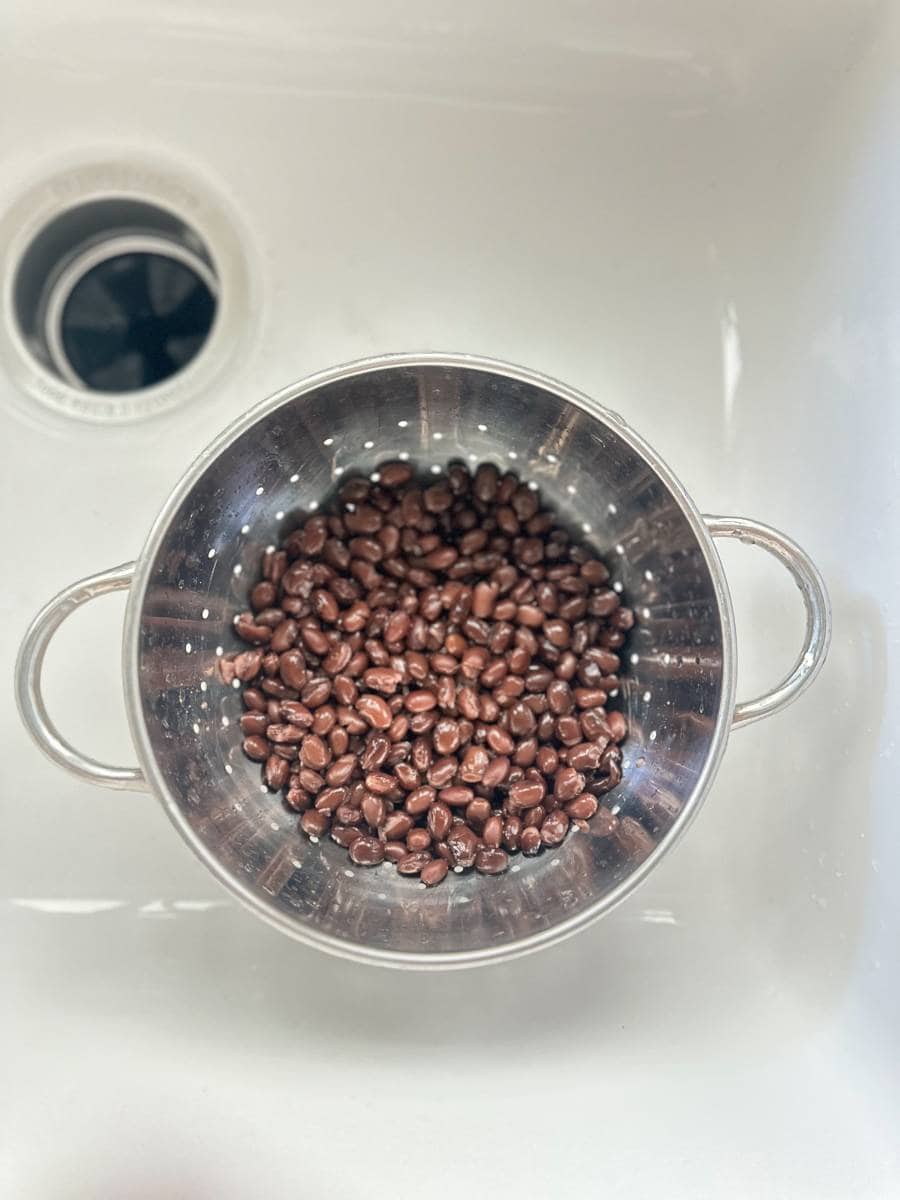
[127,357,734,967]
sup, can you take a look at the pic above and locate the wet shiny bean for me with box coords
[475,847,509,874]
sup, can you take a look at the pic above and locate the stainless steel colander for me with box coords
[16,354,830,968]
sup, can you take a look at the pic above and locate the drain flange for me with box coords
[1,161,252,423]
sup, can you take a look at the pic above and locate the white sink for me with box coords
[2,3,897,1196]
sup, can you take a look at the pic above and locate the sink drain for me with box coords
[15,199,219,396]
[43,233,217,393]
[1,162,252,422]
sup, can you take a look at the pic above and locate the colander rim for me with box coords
[122,352,737,969]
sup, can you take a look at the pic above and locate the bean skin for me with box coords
[433,718,461,755]
[508,779,545,809]
[475,847,509,874]
[421,859,449,886]
[405,689,438,713]
[397,851,433,876]
[358,694,393,729]
[485,726,514,755]
[365,771,395,795]
[331,825,363,848]
[380,461,414,488]
[553,767,586,802]
[502,815,522,852]
[482,815,503,848]
[427,801,453,841]
[244,729,273,758]
[265,755,290,790]
[508,702,536,736]
[566,794,599,820]
[567,741,604,770]
[459,745,489,783]
[482,755,510,788]
[513,737,538,767]
[240,712,269,737]
[521,804,546,829]
[439,786,474,807]
[242,687,267,712]
[465,798,492,829]
[349,837,385,866]
[520,826,542,855]
[447,824,478,868]
[363,667,403,695]
[472,581,498,618]
[427,756,457,788]
[361,793,386,829]
[607,710,628,742]
[300,735,329,769]
[541,809,570,846]
[393,761,419,790]
[300,810,329,838]
[302,678,332,709]
[407,828,433,852]
[383,811,414,840]
[405,786,437,816]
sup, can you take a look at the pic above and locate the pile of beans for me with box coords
[220,460,633,887]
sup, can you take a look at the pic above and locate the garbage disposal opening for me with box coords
[13,198,219,394]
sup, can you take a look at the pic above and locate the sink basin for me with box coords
[2,2,897,1196]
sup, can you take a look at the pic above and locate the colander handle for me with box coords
[704,517,831,728]
[15,562,148,791]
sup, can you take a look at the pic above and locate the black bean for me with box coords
[230,457,633,888]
